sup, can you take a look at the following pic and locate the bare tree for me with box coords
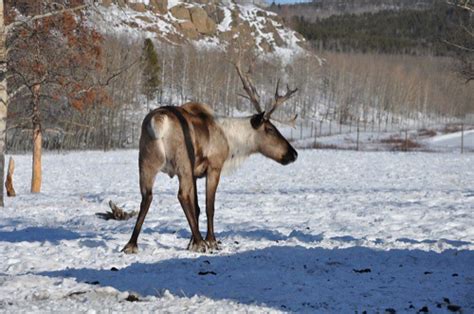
[6,1,107,193]
[0,1,7,206]
[0,1,110,195]
[446,0,474,83]
[0,1,96,203]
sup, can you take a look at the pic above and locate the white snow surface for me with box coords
[217,4,233,32]
[129,0,150,4]
[425,129,474,151]
[0,150,473,312]
[167,0,181,10]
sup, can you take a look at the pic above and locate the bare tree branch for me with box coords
[100,59,141,86]
[5,4,89,33]
[9,85,29,99]
[57,120,95,129]
[443,39,474,52]
[447,0,474,12]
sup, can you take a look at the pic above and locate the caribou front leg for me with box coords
[205,168,221,250]
[178,175,208,252]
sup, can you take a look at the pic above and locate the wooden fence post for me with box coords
[356,119,360,151]
[313,126,317,148]
[404,129,408,152]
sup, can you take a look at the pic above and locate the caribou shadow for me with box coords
[40,245,474,312]
[0,227,82,243]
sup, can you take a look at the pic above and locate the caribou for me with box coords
[122,59,298,254]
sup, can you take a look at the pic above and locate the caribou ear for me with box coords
[250,112,265,129]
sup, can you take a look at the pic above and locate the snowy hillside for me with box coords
[424,129,474,152]
[90,0,306,61]
[0,150,473,312]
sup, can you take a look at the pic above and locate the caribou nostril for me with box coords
[281,148,297,165]
[289,151,297,162]
[288,147,298,162]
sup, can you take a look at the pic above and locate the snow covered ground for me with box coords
[292,126,474,153]
[424,129,474,152]
[0,150,473,312]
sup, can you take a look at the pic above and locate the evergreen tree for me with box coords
[141,38,160,107]
[293,3,472,56]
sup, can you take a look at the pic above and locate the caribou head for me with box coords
[234,57,298,165]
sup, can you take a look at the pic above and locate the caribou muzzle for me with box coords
[281,145,298,165]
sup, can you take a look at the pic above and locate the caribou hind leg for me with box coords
[178,174,208,253]
[205,168,221,250]
[122,148,163,254]
[122,187,153,254]
[187,177,201,250]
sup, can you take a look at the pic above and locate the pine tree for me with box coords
[141,38,160,109]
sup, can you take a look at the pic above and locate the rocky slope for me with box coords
[93,0,306,60]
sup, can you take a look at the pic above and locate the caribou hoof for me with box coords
[206,239,220,251]
[121,242,138,254]
[187,239,209,253]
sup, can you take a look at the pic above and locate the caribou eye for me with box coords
[265,126,277,135]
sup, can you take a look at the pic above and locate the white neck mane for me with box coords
[216,117,258,175]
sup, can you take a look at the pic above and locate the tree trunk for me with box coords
[31,85,42,193]
[0,1,7,206]
[5,156,15,197]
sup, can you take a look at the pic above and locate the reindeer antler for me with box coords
[233,49,263,113]
[271,114,298,128]
[231,44,298,119]
[264,79,298,120]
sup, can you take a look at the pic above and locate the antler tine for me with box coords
[264,80,298,120]
[272,114,298,128]
[274,78,281,99]
[232,42,263,113]
[234,58,263,113]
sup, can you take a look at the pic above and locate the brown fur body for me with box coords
[141,103,228,180]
